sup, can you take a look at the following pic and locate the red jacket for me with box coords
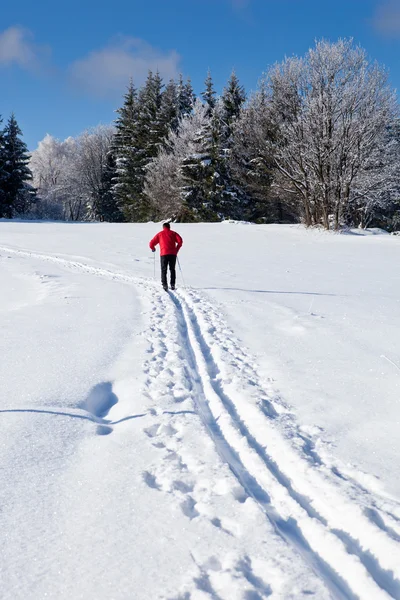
[149,229,183,256]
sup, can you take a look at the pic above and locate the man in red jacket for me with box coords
[149,223,183,291]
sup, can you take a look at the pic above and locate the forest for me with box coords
[1,39,399,231]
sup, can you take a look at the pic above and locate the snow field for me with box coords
[1,222,400,599]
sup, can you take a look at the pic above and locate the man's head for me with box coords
[163,222,171,230]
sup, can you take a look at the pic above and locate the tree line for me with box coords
[3,39,400,230]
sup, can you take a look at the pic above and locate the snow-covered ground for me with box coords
[1,221,400,600]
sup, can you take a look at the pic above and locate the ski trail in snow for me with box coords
[143,292,332,600]
[0,246,146,290]
[167,288,400,600]
[3,244,400,598]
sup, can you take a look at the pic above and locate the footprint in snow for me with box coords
[143,471,161,490]
[144,423,160,438]
[181,496,199,519]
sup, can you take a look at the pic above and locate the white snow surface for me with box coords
[1,221,400,600]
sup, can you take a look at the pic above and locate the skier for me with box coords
[149,223,183,291]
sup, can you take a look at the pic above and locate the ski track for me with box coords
[2,245,400,599]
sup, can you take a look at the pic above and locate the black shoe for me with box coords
[170,285,175,290]
[162,284,168,291]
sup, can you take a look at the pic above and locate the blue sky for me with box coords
[1,0,400,150]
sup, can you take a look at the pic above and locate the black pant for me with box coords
[161,255,177,288]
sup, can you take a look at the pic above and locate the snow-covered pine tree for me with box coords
[202,70,217,116]
[98,151,123,222]
[221,70,246,143]
[1,114,35,218]
[177,75,195,118]
[209,71,247,219]
[145,100,222,221]
[158,79,179,137]
[179,100,222,221]
[114,71,168,221]
[112,81,140,221]
[139,71,164,159]
[230,83,291,222]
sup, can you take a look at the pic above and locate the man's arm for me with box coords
[149,233,159,251]
[175,232,183,253]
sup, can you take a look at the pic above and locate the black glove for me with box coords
[151,249,156,253]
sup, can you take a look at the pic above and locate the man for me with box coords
[149,223,183,291]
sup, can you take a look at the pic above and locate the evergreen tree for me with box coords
[202,70,216,116]
[230,85,285,222]
[98,151,123,222]
[221,70,246,142]
[179,101,229,221]
[204,72,247,220]
[177,75,195,118]
[137,71,164,159]
[125,71,164,220]
[158,79,179,137]
[180,109,218,221]
[112,81,139,221]
[114,73,172,221]
[0,114,35,218]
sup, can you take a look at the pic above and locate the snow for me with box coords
[1,221,400,600]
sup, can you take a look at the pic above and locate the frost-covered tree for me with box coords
[31,135,86,221]
[202,70,216,116]
[179,102,220,221]
[348,122,400,229]
[112,81,140,220]
[146,97,247,222]
[98,150,123,222]
[30,134,70,219]
[31,127,115,221]
[230,84,289,222]
[113,71,175,221]
[208,72,247,219]
[145,101,216,220]
[221,70,246,142]
[113,72,197,222]
[157,78,182,140]
[73,125,115,220]
[0,114,35,218]
[177,75,195,117]
[267,39,398,229]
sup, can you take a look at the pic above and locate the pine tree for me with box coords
[112,81,139,221]
[206,72,247,220]
[0,114,35,218]
[221,70,246,142]
[230,84,282,222]
[202,70,216,116]
[158,79,179,137]
[138,71,164,159]
[179,101,222,221]
[177,75,195,118]
[114,72,196,222]
[98,151,123,222]
[121,71,164,221]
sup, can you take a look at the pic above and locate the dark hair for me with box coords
[163,222,170,229]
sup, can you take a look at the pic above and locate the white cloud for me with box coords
[0,26,49,71]
[68,36,181,98]
[373,1,400,37]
